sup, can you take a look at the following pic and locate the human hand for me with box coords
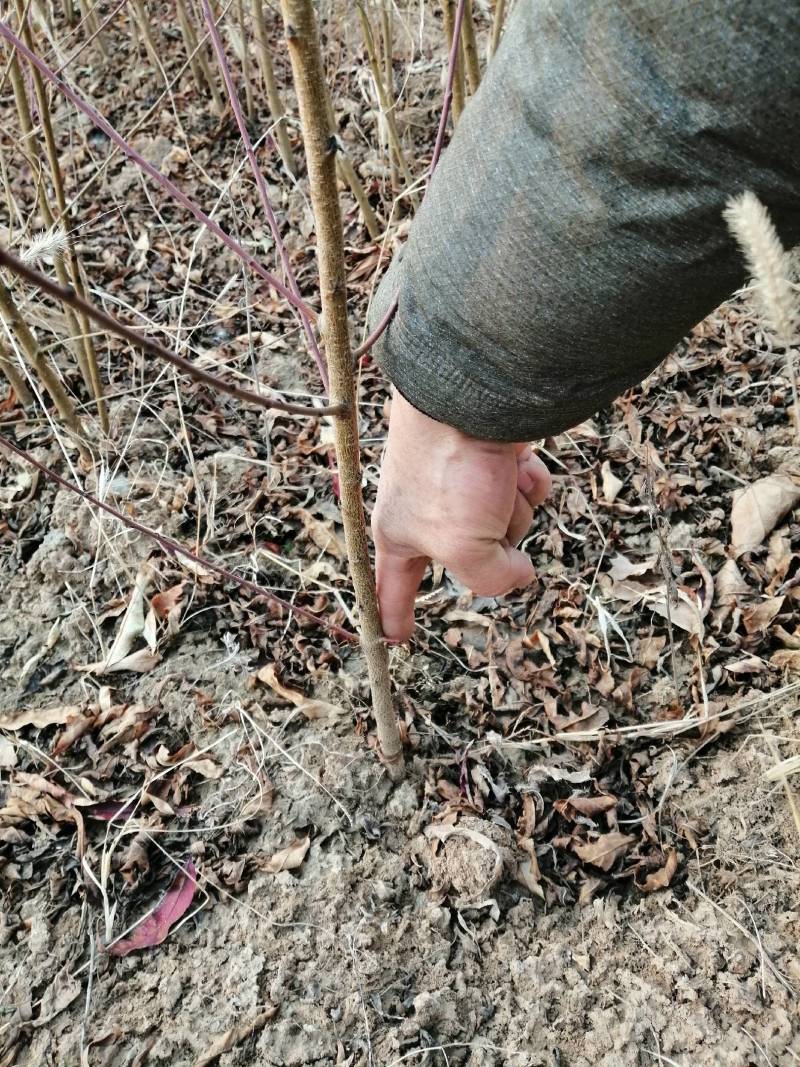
[371,390,552,642]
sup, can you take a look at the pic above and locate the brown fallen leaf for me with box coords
[636,847,679,892]
[741,596,785,635]
[713,558,750,626]
[555,794,617,820]
[259,834,310,874]
[573,832,637,872]
[293,507,346,559]
[0,705,85,731]
[771,649,800,672]
[254,664,342,720]
[730,473,800,556]
[192,1006,278,1067]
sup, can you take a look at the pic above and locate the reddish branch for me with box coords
[431,0,466,172]
[0,247,343,418]
[0,19,313,317]
[0,432,358,643]
[200,0,329,391]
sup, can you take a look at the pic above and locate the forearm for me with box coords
[370,0,800,441]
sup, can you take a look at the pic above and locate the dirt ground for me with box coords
[1,3,799,1065]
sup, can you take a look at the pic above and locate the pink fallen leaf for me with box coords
[106,860,197,957]
[87,799,137,823]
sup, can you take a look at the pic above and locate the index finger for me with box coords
[375,549,429,643]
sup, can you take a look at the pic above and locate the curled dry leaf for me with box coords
[254,664,342,720]
[730,473,800,556]
[260,834,311,874]
[106,859,197,957]
[0,736,17,769]
[636,847,679,892]
[572,832,637,872]
[0,704,85,731]
[771,649,800,672]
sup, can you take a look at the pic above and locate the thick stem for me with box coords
[461,0,481,93]
[0,342,34,406]
[357,4,418,209]
[442,0,465,125]
[279,0,403,778]
[252,0,297,176]
[16,0,108,431]
[0,277,87,457]
[487,0,506,61]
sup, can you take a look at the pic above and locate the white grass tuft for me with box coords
[20,226,69,265]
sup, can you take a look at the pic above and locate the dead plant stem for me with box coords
[280,0,403,777]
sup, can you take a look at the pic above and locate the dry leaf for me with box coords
[255,665,342,719]
[741,597,784,634]
[106,860,197,956]
[293,508,346,559]
[600,461,623,502]
[260,834,310,873]
[730,474,800,556]
[572,832,636,872]
[192,1007,278,1067]
[0,736,17,768]
[771,649,800,672]
[636,847,679,892]
[0,704,83,731]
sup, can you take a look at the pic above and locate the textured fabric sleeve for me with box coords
[368,0,800,442]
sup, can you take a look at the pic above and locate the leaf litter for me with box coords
[0,3,798,1064]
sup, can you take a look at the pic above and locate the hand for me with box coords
[371,389,552,642]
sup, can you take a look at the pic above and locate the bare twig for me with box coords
[432,0,466,170]
[201,0,329,389]
[0,432,358,643]
[441,0,465,129]
[487,0,506,61]
[0,246,343,418]
[0,19,314,316]
[251,0,296,175]
[280,0,404,777]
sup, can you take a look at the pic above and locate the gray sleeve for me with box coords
[368,0,800,442]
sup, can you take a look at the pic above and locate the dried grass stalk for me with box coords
[357,3,418,209]
[251,0,296,175]
[279,0,403,778]
[487,0,506,62]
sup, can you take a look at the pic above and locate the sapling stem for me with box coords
[0,341,34,406]
[279,0,404,778]
[0,276,87,459]
[461,0,481,94]
[488,0,506,61]
[251,0,297,176]
[15,0,108,431]
[356,3,418,210]
[441,0,465,125]
[175,0,225,113]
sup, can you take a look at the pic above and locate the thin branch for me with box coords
[432,0,466,171]
[0,18,314,317]
[201,0,329,391]
[0,432,358,644]
[0,246,344,418]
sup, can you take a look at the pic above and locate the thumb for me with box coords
[450,541,535,598]
[375,550,429,643]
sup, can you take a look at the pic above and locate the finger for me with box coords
[507,490,534,546]
[450,541,535,598]
[375,550,429,643]
[517,449,552,506]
